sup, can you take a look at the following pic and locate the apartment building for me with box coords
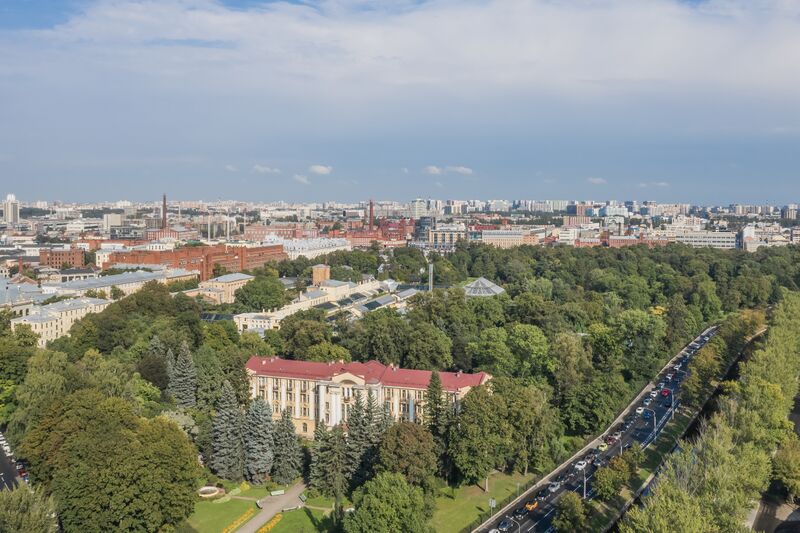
[246,356,491,438]
[11,297,110,347]
[39,247,85,269]
[44,268,198,297]
[195,272,254,304]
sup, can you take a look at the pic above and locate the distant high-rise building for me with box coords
[2,194,20,224]
[410,198,427,218]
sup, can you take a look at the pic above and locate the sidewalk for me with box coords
[236,481,307,533]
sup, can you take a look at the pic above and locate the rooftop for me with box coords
[463,277,506,297]
[246,356,490,392]
[207,272,254,283]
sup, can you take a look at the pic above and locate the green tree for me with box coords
[168,341,197,408]
[448,386,511,490]
[109,285,124,300]
[310,425,349,520]
[377,422,437,488]
[343,472,431,533]
[404,322,453,370]
[507,323,551,378]
[305,342,351,363]
[234,276,285,312]
[466,327,514,376]
[0,487,57,533]
[243,398,274,484]
[272,408,302,484]
[552,492,588,533]
[211,381,244,480]
[773,434,800,501]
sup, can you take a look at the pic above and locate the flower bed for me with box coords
[256,513,283,533]
[220,507,256,533]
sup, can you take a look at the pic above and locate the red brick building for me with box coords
[104,244,287,280]
[244,223,318,241]
[39,248,85,268]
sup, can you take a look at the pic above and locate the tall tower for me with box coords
[161,194,167,230]
[369,199,374,231]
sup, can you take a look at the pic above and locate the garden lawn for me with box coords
[181,498,255,533]
[433,471,535,533]
[270,508,334,533]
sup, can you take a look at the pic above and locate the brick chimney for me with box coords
[161,194,167,230]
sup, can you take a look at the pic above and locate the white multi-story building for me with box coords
[672,230,738,249]
[262,236,351,260]
[246,356,491,438]
[1,194,20,225]
[11,297,110,347]
[43,268,198,297]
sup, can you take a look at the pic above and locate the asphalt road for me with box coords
[480,328,718,533]
[0,441,19,491]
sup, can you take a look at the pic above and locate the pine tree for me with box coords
[310,426,349,521]
[148,335,166,359]
[426,371,452,480]
[168,342,197,409]
[345,392,369,491]
[271,409,301,485]
[165,348,176,384]
[243,398,274,484]
[211,381,244,480]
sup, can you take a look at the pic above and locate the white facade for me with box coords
[11,297,111,347]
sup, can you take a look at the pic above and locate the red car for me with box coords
[661,388,671,397]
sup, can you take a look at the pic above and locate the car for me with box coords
[635,406,645,415]
[605,435,618,445]
[513,507,527,519]
[643,397,652,407]
[535,489,548,501]
[664,399,673,408]
[525,499,540,511]
[622,419,634,431]
[489,529,500,533]
[666,373,674,381]
[661,388,671,397]
[575,460,588,471]
[548,482,561,493]
[657,381,665,389]
[674,363,682,371]
[498,520,512,532]
[597,442,608,452]
[643,410,653,420]
[595,458,606,468]
[649,389,658,398]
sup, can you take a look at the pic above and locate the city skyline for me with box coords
[2,0,800,203]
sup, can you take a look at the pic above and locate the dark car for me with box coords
[513,507,527,519]
[664,399,673,408]
[498,520,512,532]
[643,410,653,420]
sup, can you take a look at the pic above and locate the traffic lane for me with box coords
[0,448,18,490]
[485,332,712,532]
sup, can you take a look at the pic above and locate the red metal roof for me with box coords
[245,356,490,392]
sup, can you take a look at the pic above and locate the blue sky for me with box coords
[1,0,799,204]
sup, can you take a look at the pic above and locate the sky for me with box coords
[1,0,799,204]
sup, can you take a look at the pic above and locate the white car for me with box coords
[636,407,645,415]
[658,382,665,389]
[575,460,588,471]
[650,390,658,398]
[666,374,674,382]
[548,482,561,493]
[643,397,652,406]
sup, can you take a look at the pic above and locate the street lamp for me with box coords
[509,516,522,533]
[643,408,657,437]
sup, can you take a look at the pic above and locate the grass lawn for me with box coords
[179,498,256,533]
[432,471,535,533]
[270,508,335,533]
[238,486,270,500]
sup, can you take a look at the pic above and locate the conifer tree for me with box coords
[243,398,274,484]
[271,409,301,484]
[211,381,244,480]
[168,342,197,409]
[310,426,349,521]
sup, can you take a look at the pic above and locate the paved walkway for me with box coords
[236,481,307,533]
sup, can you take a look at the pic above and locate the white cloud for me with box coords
[638,181,670,188]
[587,177,607,185]
[425,165,473,175]
[401,167,409,174]
[424,166,443,175]
[293,174,310,185]
[435,181,444,188]
[225,164,238,172]
[309,165,333,175]
[445,165,473,175]
[252,164,281,174]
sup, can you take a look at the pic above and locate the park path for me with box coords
[236,481,307,533]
